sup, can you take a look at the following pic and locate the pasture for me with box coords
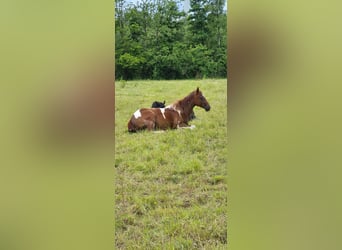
[115,79,228,249]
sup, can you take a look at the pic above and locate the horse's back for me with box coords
[128,107,181,132]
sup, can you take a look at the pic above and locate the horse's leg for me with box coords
[153,130,165,133]
[177,122,189,127]
[144,119,155,131]
[178,125,196,129]
[177,122,196,129]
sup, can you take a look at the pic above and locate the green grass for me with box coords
[115,79,227,249]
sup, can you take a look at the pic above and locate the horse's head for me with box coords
[193,87,211,111]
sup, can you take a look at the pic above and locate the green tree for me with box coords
[187,0,209,46]
[115,0,227,80]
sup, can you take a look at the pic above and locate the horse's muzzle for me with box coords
[205,105,211,111]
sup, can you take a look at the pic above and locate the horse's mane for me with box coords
[172,90,196,106]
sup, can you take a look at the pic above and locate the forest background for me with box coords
[115,0,227,80]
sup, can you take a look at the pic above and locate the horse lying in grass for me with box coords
[128,87,210,132]
[151,100,196,120]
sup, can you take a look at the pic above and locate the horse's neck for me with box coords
[177,99,195,122]
[181,101,194,116]
[167,94,195,121]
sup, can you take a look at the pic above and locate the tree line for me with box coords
[115,0,227,80]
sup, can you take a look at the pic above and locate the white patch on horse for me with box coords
[160,108,166,119]
[176,109,181,117]
[167,104,182,117]
[133,109,141,119]
[166,104,176,110]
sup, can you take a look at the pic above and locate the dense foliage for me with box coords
[115,0,227,80]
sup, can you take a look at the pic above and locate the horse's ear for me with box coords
[196,87,199,94]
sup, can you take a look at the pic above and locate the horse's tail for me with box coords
[127,118,137,133]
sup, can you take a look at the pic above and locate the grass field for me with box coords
[115,79,228,249]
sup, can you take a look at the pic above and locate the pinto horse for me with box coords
[128,87,210,132]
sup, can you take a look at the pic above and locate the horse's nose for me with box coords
[206,105,211,111]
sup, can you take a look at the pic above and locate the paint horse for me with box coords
[128,87,210,132]
[151,100,196,120]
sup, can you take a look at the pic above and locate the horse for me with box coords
[128,87,210,132]
[151,100,196,120]
[151,100,166,108]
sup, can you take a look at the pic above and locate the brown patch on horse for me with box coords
[128,108,180,132]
